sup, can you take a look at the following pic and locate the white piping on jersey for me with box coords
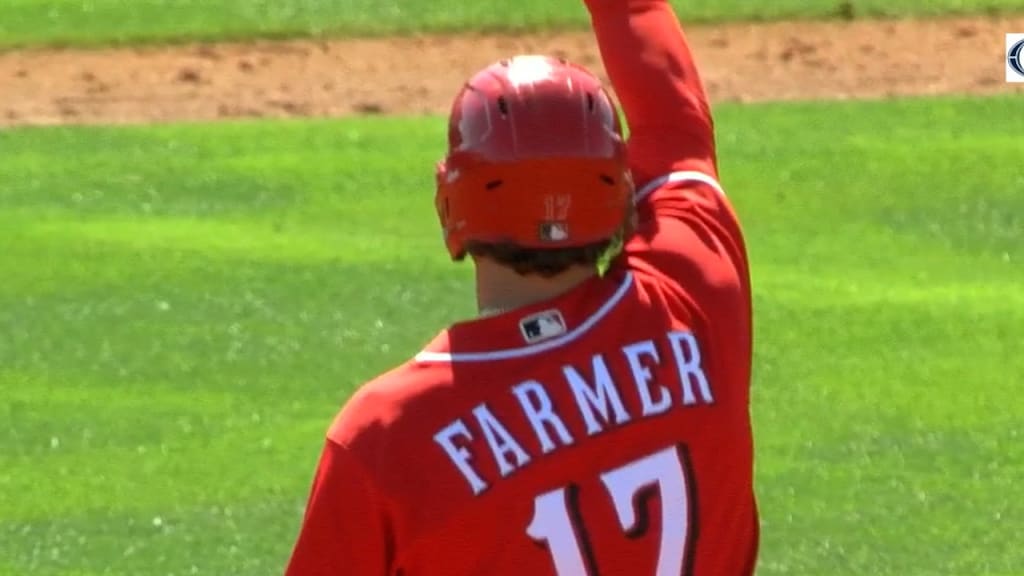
[635,171,726,203]
[414,272,635,363]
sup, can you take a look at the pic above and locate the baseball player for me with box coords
[285,0,758,573]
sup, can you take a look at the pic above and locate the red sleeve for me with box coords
[587,0,747,282]
[585,0,716,185]
[285,440,392,576]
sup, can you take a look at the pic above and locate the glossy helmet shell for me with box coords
[435,55,632,260]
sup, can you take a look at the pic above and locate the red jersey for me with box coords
[285,1,758,575]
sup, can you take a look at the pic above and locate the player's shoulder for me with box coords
[635,169,739,238]
[327,359,451,449]
[627,169,747,278]
[618,168,751,324]
[634,169,726,206]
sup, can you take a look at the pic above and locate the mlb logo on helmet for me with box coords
[539,221,570,242]
[519,309,567,344]
[1007,34,1024,83]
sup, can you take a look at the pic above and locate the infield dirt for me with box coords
[1,15,1022,126]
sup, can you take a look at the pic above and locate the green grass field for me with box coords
[0,0,1022,47]
[3,96,1022,575]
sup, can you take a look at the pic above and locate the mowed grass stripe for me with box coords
[2,418,325,521]
[0,497,302,576]
[1,95,1022,574]
[22,218,421,263]
[0,0,1022,47]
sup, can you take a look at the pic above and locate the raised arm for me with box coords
[587,0,749,296]
[584,0,716,187]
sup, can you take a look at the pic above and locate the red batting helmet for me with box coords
[435,55,633,261]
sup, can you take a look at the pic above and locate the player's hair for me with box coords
[465,213,632,278]
[464,239,611,277]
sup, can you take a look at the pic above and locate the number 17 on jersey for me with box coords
[527,445,695,576]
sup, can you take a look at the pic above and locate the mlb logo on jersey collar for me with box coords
[519,309,568,344]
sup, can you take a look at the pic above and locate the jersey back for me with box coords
[321,174,756,576]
